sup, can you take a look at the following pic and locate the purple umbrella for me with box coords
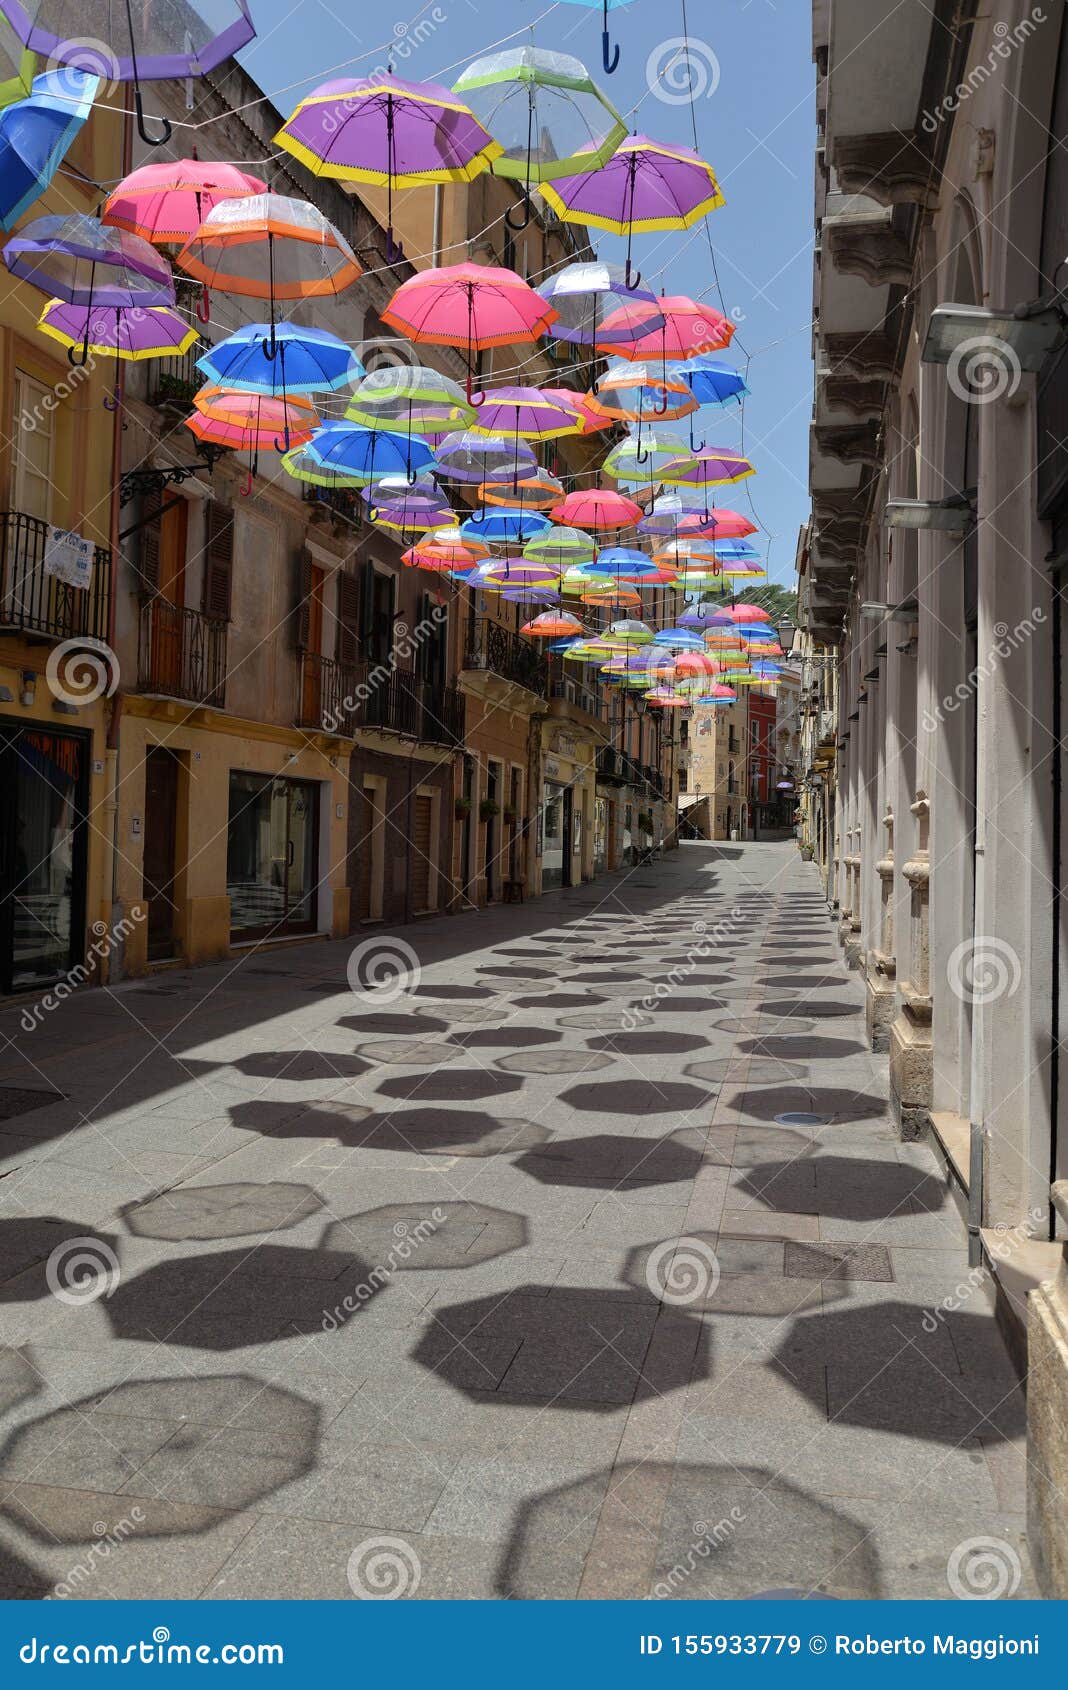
[1,0,256,145]
[435,432,537,485]
[536,260,664,350]
[4,214,174,364]
[36,297,198,408]
[540,134,726,289]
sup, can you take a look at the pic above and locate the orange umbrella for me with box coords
[187,386,318,493]
[521,610,584,636]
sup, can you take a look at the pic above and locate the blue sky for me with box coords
[238,0,814,587]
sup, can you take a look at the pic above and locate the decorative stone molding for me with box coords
[825,221,915,287]
[820,330,900,384]
[830,131,937,208]
[813,422,882,468]
[821,376,888,419]
[867,807,896,1052]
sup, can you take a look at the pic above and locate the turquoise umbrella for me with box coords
[0,66,98,231]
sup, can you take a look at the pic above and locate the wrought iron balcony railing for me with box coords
[137,601,227,706]
[464,619,548,697]
[0,510,111,644]
[296,653,465,746]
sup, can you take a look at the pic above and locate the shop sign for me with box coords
[544,757,561,779]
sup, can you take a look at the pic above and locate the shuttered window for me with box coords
[336,570,361,665]
[202,500,234,619]
[138,490,163,597]
[410,794,433,911]
[293,547,313,649]
[363,563,395,665]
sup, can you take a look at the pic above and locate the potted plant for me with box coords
[454,796,472,821]
[479,798,500,822]
[502,802,518,823]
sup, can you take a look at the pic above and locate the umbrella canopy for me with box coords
[381,263,557,399]
[467,386,584,441]
[0,65,98,231]
[435,432,537,484]
[193,384,318,440]
[480,467,563,510]
[523,526,597,567]
[549,488,642,530]
[602,431,697,485]
[344,364,475,434]
[198,323,363,396]
[0,14,35,108]
[368,491,454,533]
[578,545,658,581]
[672,354,748,408]
[676,446,756,488]
[536,260,663,348]
[475,558,560,590]
[1,0,256,146]
[529,385,611,435]
[649,626,706,652]
[521,610,585,637]
[607,617,654,645]
[4,213,173,309]
[541,134,724,289]
[104,160,267,244]
[304,421,437,484]
[178,195,363,345]
[281,444,368,489]
[586,361,696,424]
[459,508,552,545]
[452,47,624,202]
[598,294,735,362]
[643,687,690,707]
[37,298,196,361]
[274,73,501,260]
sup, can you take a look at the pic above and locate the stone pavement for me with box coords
[0,842,1034,1600]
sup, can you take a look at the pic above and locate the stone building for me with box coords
[803,0,1068,1592]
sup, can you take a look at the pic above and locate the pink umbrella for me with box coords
[550,488,643,530]
[597,294,734,362]
[381,262,558,400]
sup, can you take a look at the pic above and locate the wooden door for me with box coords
[149,499,188,695]
[301,564,326,724]
[143,746,180,959]
[410,794,432,912]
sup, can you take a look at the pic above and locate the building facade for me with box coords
[805,0,1068,1593]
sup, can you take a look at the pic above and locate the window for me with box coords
[363,564,395,666]
[12,372,54,521]
[679,768,688,793]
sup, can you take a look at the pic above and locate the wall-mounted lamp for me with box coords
[922,301,1067,374]
[884,494,975,531]
[860,599,919,623]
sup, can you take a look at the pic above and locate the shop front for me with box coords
[0,723,89,993]
[538,727,596,893]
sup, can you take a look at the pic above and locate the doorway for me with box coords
[143,746,180,960]
[542,782,572,890]
[148,498,189,696]
[226,772,320,940]
[0,725,88,993]
[484,760,501,901]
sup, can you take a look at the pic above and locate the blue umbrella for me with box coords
[576,545,659,579]
[0,67,99,232]
[459,508,552,545]
[197,323,363,395]
[303,422,436,485]
[670,355,748,408]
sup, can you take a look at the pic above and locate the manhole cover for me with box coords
[785,1241,893,1282]
[775,1112,827,1128]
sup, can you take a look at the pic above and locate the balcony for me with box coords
[137,601,227,706]
[596,746,645,788]
[149,345,205,413]
[463,619,548,697]
[0,511,111,644]
[296,653,464,746]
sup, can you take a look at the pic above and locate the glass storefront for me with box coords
[0,725,88,992]
[226,772,319,940]
[541,781,571,890]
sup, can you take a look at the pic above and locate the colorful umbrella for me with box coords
[188,390,317,492]
[453,47,624,230]
[577,545,658,581]
[549,488,642,530]
[598,294,734,362]
[0,66,98,231]
[460,508,552,545]
[303,421,437,484]
[368,491,454,533]
[523,526,597,568]
[675,446,756,489]
[37,297,197,407]
[344,364,475,434]
[2,0,256,146]
[672,354,748,408]
[198,323,363,398]
[607,617,654,645]
[536,260,663,349]
[542,135,724,290]
[435,432,537,484]
[104,160,267,245]
[381,263,557,400]
[475,558,560,591]
[585,361,696,424]
[274,73,501,262]
[281,445,368,490]
[643,687,690,708]
[603,430,697,485]
[480,467,564,510]
[521,610,585,637]
[536,386,614,434]
[178,194,362,354]
[0,15,35,108]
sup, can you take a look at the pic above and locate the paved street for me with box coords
[0,843,1033,1600]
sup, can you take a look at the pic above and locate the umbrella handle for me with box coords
[624,258,643,291]
[67,341,91,370]
[241,467,254,498]
[274,423,292,454]
[261,329,278,361]
[196,284,211,325]
[602,29,620,74]
[635,441,649,465]
[135,89,172,148]
[104,387,120,413]
[385,228,404,265]
[654,388,670,416]
[505,190,533,233]
[465,370,486,407]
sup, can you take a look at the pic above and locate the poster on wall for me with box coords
[44,528,93,589]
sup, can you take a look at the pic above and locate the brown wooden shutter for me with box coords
[337,570,360,665]
[293,546,312,649]
[360,557,375,658]
[202,500,233,619]
[410,795,432,911]
[138,491,163,598]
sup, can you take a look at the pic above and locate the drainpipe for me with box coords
[105,99,133,976]
[1050,555,1062,1240]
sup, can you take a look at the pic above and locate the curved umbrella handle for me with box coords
[104,387,120,413]
[135,88,172,148]
[241,467,254,498]
[407,464,419,487]
[274,422,292,454]
[602,29,620,74]
[465,369,486,407]
[624,257,642,291]
[505,189,533,233]
[634,440,650,466]
[67,341,91,369]
[261,329,278,361]
[654,388,670,416]
[196,284,211,325]
[385,228,404,265]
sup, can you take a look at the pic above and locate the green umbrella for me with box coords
[453,46,624,231]
[344,363,476,434]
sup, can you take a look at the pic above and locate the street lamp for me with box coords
[922,301,1068,373]
[884,493,976,532]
